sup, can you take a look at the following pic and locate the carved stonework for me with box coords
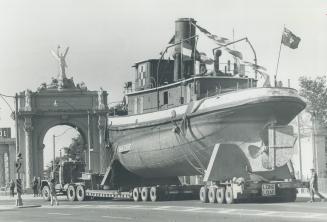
[24,118,33,133]
[24,90,32,111]
[98,87,105,110]
[98,115,106,130]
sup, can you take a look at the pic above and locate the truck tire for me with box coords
[279,188,297,202]
[225,186,234,204]
[133,187,140,202]
[141,187,149,201]
[208,187,217,203]
[150,187,159,202]
[76,185,85,201]
[216,187,226,204]
[42,186,51,201]
[199,186,208,203]
[67,185,77,201]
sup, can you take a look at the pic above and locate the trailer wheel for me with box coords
[67,185,77,201]
[216,187,226,204]
[208,187,217,203]
[76,185,85,201]
[279,188,297,202]
[199,186,208,203]
[150,187,159,202]
[132,187,140,202]
[42,185,51,201]
[225,186,234,204]
[141,187,149,201]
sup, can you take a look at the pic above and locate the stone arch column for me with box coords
[98,115,108,173]
[24,117,33,189]
[0,151,5,187]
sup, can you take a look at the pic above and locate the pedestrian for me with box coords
[9,179,15,197]
[309,168,325,202]
[38,177,42,197]
[32,176,38,197]
[49,178,59,206]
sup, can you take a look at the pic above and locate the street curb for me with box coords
[17,204,42,209]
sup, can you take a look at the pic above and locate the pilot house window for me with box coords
[163,91,168,105]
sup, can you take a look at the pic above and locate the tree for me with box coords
[68,135,86,162]
[299,76,327,124]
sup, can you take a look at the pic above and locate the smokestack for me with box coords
[173,18,196,82]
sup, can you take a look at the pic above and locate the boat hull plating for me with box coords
[109,87,306,178]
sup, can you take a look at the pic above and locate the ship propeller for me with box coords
[248,145,267,159]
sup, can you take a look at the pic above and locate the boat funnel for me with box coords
[173,18,196,81]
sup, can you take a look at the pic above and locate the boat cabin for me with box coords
[126,59,257,115]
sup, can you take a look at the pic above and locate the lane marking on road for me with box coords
[74,205,91,208]
[102,216,132,220]
[48,212,72,216]
[255,211,275,216]
[153,206,172,210]
[216,209,237,214]
[182,207,205,212]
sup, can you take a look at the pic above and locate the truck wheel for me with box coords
[132,187,140,202]
[67,185,77,201]
[150,187,159,202]
[76,185,85,201]
[42,186,51,201]
[280,189,297,202]
[141,187,149,201]
[199,186,208,203]
[225,186,234,204]
[216,187,226,204]
[208,187,217,203]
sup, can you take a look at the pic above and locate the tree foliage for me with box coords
[43,135,85,178]
[299,76,327,123]
[68,135,86,161]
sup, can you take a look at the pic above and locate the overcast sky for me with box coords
[0,0,326,167]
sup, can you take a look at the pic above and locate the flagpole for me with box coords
[274,26,285,87]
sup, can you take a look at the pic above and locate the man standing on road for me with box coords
[309,168,325,202]
[32,177,38,197]
[49,178,59,206]
[9,179,15,197]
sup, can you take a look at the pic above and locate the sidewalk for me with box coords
[0,193,42,210]
[0,193,43,201]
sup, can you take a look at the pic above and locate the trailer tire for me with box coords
[225,186,234,204]
[42,185,51,201]
[76,185,85,201]
[133,187,140,202]
[216,187,226,204]
[208,187,217,203]
[67,185,77,201]
[150,187,159,202]
[280,188,297,202]
[199,186,208,203]
[141,187,149,201]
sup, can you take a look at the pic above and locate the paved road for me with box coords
[0,196,326,222]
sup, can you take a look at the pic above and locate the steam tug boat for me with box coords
[107,18,306,182]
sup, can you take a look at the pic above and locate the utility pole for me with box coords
[312,113,318,173]
[15,94,23,206]
[297,115,303,180]
[52,135,55,178]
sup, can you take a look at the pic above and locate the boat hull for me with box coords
[109,87,306,178]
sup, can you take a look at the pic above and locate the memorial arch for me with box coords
[17,76,109,189]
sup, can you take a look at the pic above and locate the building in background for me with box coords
[0,128,16,189]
